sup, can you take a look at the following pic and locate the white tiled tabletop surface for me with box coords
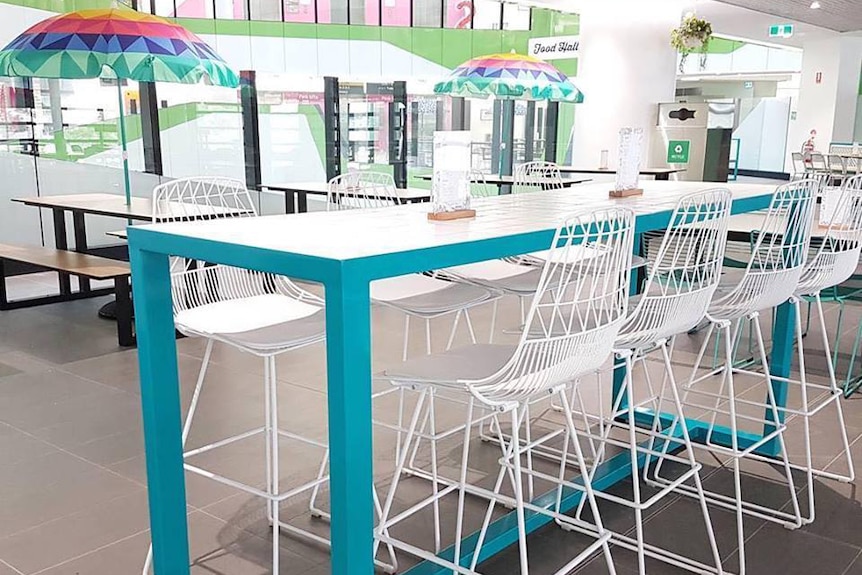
[136,181,776,263]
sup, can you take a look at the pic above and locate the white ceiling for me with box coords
[521,0,841,47]
[712,0,862,33]
[687,0,837,47]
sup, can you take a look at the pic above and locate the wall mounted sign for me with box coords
[528,35,581,61]
[667,140,691,164]
[768,24,794,38]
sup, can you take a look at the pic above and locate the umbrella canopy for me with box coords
[0,7,239,204]
[0,8,238,87]
[434,52,584,103]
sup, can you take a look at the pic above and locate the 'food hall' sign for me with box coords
[527,35,580,60]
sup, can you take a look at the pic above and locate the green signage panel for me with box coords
[667,140,691,164]
[769,24,794,38]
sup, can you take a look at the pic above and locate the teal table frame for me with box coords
[128,190,784,575]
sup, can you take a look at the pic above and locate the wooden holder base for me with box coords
[427,209,476,221]
[609,188,644,198]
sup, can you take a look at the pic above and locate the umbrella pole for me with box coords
[116,81,132,205]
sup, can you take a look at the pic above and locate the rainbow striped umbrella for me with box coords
[0,7,239,203]
[434,52,584,103]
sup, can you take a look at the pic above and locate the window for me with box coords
[381,0,410,26]
[152,0,175,16]
[502,2,530,30]
[413,0,442,27]
[471,0,500,29]
[249,0,281,20]
[175,0,214,17]
[284,0,315,22]
[215,0,248,19]
[349,0,381,25]
[319,0,349,24]
[445,0,472,28]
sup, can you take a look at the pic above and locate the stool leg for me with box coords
[560,389,617,575]
[792,299,816,524]
[720,324,747,575]
[815,294,855,482]
[509,405,530,575]
[661,341,724,574]
[268,355,281,573]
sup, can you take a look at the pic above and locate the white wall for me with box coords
[571,0,681,168]
[790,36,862,159]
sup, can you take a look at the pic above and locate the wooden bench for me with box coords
[0,244,134,347]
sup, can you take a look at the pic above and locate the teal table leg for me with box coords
[324,271,375,575]
[128,247,190,575]
[763,300,795,456]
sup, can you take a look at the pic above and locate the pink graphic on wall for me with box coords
[447,0,473,28]
[381,0,410,26]
[317,0,332,23]
[365,0,380,26]
[284,0,315,22]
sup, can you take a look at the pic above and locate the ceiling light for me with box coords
[810,1,821,8]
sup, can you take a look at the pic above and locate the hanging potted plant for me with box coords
[671,13,713,73]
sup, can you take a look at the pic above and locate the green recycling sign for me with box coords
[667,140,691,164]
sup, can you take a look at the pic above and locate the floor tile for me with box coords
[725,520,860,575]
[0,490,150,574]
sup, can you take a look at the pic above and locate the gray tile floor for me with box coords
[2,271,862,574]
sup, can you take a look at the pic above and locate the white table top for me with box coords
[136,181,775,264]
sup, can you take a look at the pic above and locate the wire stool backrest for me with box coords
[468,207,635,404]
[152,177,319,317]
[513,161,564,194]
[469,170,498,198]
[828,154,847,175]
[327,171,400,210]
[619,189,732,349]
[797,174,862,296]
[709,180,817,320]
[810,152,828,172]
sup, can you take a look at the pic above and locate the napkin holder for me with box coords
[428,131,475,221]
[609,127,644,198]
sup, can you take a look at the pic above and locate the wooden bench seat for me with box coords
[0,244,134,347]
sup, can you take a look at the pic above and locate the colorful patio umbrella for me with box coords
[0,7,239,204]
[433,52,584,103]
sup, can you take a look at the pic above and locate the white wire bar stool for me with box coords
[791,152,808,180]
[755,174,862,523]
[513,161,565,194]
[440,171,554,337]
[650,180,818,575]
[568,189,733,575]
[327,171,499,359]
[140,177,396,574]
[375,206,635,575]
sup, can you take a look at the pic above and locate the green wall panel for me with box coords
[441,29,473,69]
[349,24,382,41]
[249,20,284,37]
[315,23,350,39]
[471,30,503,58]
[214,19,251,36]
[175,17,216,34]
[283,22,318,38]
[411,28,443,67]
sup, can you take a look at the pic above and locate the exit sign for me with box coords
[769,24,794,38]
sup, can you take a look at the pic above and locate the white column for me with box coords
[571,0,682,167]
[790,36,862,155]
